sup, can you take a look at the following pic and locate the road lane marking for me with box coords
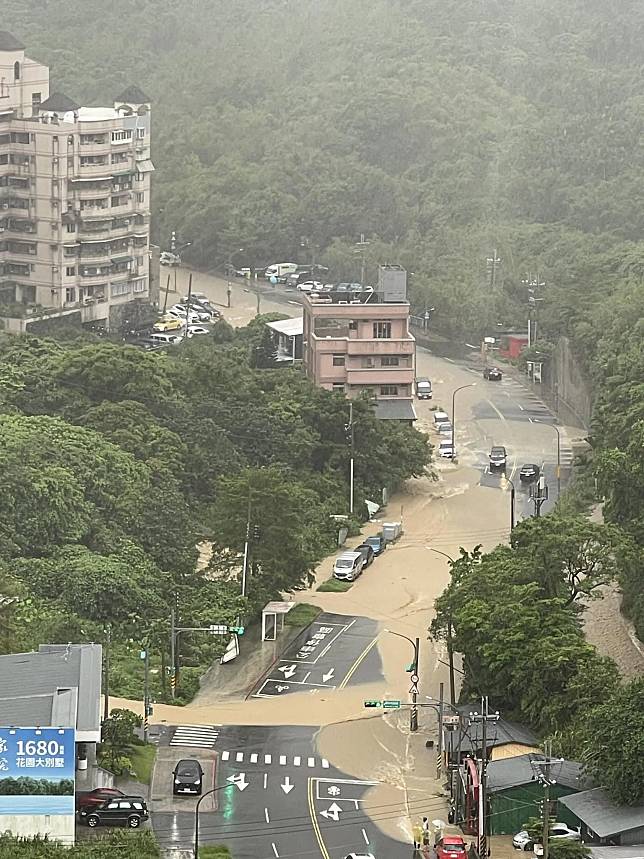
[236,752,244,762]
[322,758,329,768]
[308,757,315,767]
[271,844,279,857]
[264,807,270,823]
[362,827,370,845]
[250,753,258,763]
[263,773,268,789]
[294,756,301,766]
[279,755,287,765]
[308,778,331,859]
[221,751,230,761]
[264,754,272,764]
[338,636,379,689]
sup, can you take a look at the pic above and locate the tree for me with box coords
[0,830,161,857]
[250,326,278,368]
[581,678,644,805]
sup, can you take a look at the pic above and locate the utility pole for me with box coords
[486,249,501,289]
[411,636,420,733]
[470,698,499,858]
[103,623,111,722]
[141,646,150,744]
[162,273,171,313]
[355,234,370,285]
[345,401,355,514]
[532,740,560,859]
[185,272,193,337]
[437,681,444,778]
[241,486,252,599]
[447,617,456,706]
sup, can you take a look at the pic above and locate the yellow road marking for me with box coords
[338,636,379,689]
[308,776,330,859]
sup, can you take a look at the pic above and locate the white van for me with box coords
[438,438,454,458]
[265,262,298,280]
[433,411,451,427]
[333,551,364,581]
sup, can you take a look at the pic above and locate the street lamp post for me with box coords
[501,475,516,531]
[532,419,561,500]
[194,784,233,858]
[451,383,476,460]
[385,629,419,732]
[428,548,457,705]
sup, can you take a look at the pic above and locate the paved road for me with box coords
[153,724,410,859]
[251,612,381,700]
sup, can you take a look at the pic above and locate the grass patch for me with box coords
[317,577,353,592]
[129,743,156,785]
[285,603,322,627]
[199,847,232,859]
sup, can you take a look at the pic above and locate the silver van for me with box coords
[433,411,451,427]
[333,551,364,581]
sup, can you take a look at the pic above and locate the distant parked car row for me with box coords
[333,523,401,582]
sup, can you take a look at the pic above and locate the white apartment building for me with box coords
[0,31,154,332]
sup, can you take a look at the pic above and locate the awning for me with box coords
[111,255,133,264]
[135,159,155,173]
[69,176,112,183]
[80,237,111,245]
[266,317,303,337]
[373,399,417,421]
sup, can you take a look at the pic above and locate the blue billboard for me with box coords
[0,727,75,815]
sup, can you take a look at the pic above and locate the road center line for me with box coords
[263,773,268,789]
[264,807,270,823]
[338,636,379,689]
[362,827,370,845]
[271,843,280,858]
[308,778,330,859]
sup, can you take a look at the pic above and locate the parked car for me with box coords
[148,332,183,345]
[355,543,375,568]
[513,824,580,852]
[296,281,324,292]
[130,337,167,351]
[333,551,365,581]
[433,410,451,427]
[519,463,541,482]
[438,420,453,435]
[415,377,433,399]
[436,836,467,859]
[183,293,221,316]
[285,270,314,288]
[364,534,386,556]
[79,796,148,828]
[483,366,503,381]
[186,325,211,337]
[489,445,507,469]
[169,304,212,322]
[76,787,124,811]
[173,759,204,796]
[439,439,454,458]
[153,316,183,332]
[159,251,181,266]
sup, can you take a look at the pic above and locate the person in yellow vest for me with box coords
[413,821,424,851]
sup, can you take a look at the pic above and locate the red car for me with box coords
[75,787,124,811]
[436,836,467,859]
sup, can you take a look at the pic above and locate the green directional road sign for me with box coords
[364,700,382,708]
[383,700,402,709]
[229,626,245,635]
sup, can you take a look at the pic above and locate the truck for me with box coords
[415,377,432,399]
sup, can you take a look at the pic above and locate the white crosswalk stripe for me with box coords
[217,748,331,769]
[170,725,220,748]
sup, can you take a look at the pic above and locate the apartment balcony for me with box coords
[72,184,111,200]
[75,161,112,178]
[77,222,113,241]
[346,338,414,356]
[346,367,415,386]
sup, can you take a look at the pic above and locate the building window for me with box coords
[65,266,76,276]
[332,383,345,392]
[111,282,130,297]
[332,354,345,367]
[66,223,76,233]
[136,255,144,267]
[14,62,20,81]
[381,356,400,366]
[65,287,75,303]
[131,278,147,293]
[373,321,392,339]
[111,130,133,144]
[136,192,145,203]
[380,385,399,396]
[136,127,145,139]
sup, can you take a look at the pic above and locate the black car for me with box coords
[489,445,507,469]
[173,758,204,795]
[365,534,386,556]
[130,337,167,351]
[519,463,541,482]
[483,366,503,381]
[79,796,148,828]
[356,543,375,567]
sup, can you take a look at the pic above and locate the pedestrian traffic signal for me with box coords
[363,700,382,708]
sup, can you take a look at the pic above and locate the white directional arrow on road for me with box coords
[320,802,342,822]
[322,668,335,683]
[278,664,297,679]
[227,772,249,791]
[281,776,295,795]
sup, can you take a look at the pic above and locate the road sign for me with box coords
[229,626,245,635]
[209,624,228,635]
[383,700,401,709]
[444,714,460,726]
[410,673,419,684]
[364,700,382,708]
[409,682,419,696]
